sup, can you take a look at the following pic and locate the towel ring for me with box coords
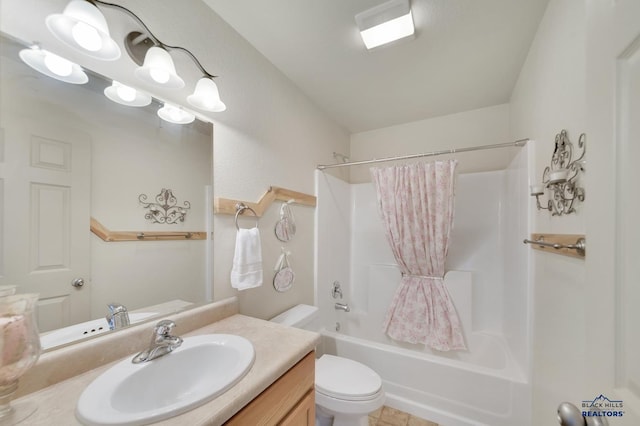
[235,203,259,230]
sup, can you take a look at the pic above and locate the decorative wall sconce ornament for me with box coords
[138,189,190,224]
[530,129,586,216]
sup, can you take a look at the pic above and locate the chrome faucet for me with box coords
[106,303,130,330]
[132,320,183,364]
[334,302,350,312]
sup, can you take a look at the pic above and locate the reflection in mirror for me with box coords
[0,34,213,351]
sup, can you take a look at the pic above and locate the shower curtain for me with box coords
[370,160,466,351]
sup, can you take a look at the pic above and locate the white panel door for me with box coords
[587,0,640,424]
[0,113,91,332]
[616,24,640,410]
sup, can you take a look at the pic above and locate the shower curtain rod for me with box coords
[316,138,529,170]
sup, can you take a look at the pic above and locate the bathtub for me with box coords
[318,328,531,426]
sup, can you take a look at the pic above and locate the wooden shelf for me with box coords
[90,217,207,242]
[214,186,316,217]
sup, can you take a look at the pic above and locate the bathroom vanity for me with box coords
[12,297,319,425]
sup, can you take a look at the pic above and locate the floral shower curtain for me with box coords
[370,160,466,351]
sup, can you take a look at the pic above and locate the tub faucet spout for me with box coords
[334,302,350,312]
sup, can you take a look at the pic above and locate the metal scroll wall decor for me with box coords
[530,129,586,216]
[139,188,190,224]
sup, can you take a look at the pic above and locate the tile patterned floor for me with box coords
[368,406,439,426]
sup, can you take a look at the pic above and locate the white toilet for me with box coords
[270,304,385,426]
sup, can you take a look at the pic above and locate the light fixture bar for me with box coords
[43,0,226,117]
[90,0,160,45]
[91,0,217,78]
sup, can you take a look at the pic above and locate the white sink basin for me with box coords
[40,312,157,350]
[76,334,255,425]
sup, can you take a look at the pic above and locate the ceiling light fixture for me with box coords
[43,0,226,115]
[104,81,152,107]
[355,0,415,50]
[19,45,88,84]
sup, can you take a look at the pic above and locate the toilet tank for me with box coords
[270,304,319,330]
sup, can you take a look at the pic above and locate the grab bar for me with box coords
[523,238,585,251]
[523,237,586,256]
[137,232,193,239]
[235,203,259,230]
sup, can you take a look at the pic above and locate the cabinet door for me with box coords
[280,390,315,426]
[225,351,315,425]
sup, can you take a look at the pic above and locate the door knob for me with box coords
[71,277,85,288]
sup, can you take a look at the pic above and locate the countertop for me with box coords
[14,313,320,425]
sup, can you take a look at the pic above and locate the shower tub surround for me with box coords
[314,149,531,426]
[319,277,529,426]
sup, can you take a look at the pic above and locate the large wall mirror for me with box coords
[0,34,213,351]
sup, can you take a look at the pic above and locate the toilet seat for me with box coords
[315,386,385,416]
[315,354,382,401]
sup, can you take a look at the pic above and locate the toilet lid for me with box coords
[315,355,382,400]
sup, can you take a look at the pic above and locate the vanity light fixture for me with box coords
[157,102,195,124]
[187,77,226,112]
[134,46,185,89]
[44,0,226,113]
[530,129,586,216]
[355,0,415,50]
[18,45,88,84]
[45,0,121,60]
[104,80,152,107]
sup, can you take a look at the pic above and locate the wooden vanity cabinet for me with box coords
[225,351,315,426]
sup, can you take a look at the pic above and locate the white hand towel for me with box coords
[230,227,263,290]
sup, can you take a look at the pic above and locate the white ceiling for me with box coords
[204,0,550,133]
